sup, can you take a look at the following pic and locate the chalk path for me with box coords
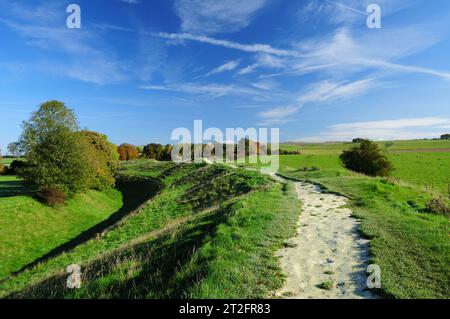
[274,180,378,299]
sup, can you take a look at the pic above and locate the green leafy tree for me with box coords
[13,101,94,196]
[77,131,119,190]
[441,134,450,140]
[340,139,392,176]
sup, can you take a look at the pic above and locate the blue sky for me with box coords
[1,0,450,153]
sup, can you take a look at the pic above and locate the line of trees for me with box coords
[8,101,119,205]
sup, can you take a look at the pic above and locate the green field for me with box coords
[282,139,450,154]
[0,162,300,298]
[280,140,450,197]
[0,175,123,279]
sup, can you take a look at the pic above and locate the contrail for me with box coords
[324,0,370,16]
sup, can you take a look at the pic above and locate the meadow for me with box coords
[280,140,450,197]
[282,139,450,154]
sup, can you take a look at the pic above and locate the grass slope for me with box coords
[0,175,123,279]
[0,161,301,298]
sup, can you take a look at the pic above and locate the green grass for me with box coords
[388,152,450,195]
[273,151,450,198]
[281,139,450,154]
[318,280,334,290]
[0,162,301,298]
[0,175,123,279]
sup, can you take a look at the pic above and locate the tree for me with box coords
[0,149,3,174]
[441,134,450,140]
[13,100,95,196]
[352,138,367,143]
[142,143,173,161]
[118,143,139,161]
[340,139,392,176]
[77,131,119,190]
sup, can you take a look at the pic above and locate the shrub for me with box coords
[118,144,139,161]
[4,159,28,175]
[77,131,119,190]
[425,198,450,217]
[38,186,67,206]
[340,139,392,176]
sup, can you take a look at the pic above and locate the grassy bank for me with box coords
[0,175,123,279]
[0,162,301,298]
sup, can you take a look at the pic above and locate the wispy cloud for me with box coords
[298,78,377,105]
[257,78,377,125]
[289,27,450,81]
[174,0,267,34]
[299,0,414,26]
[205,60,240,77]
[0,3,127,84]
[155,32,299,57]
[118,0,141,4]
[140,82,262,98]
[258,106,300,125]
[297,117,450,142]
[237,54,286,75]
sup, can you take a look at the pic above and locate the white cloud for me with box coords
[255,78,377,126]
[238,65,258,75]
[118,0,141,4]
[299,0,415,26]
[155,32,299,57]
[290,27,450,81]
[251,79,279,90]
[0,4,127,85]
[298,78,377,105]
[237,54,286,75]
[205,60,240,77]
[297,117,450,142]
[258,106,300,125]
[140,82,262,98]
[331,117,450,131]
[174,0,267,34]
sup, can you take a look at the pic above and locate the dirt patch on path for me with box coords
[275,181,378,299]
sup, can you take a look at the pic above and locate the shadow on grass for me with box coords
[10,206,231,299]
[4,176,162,281]
[0,178,35,197]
